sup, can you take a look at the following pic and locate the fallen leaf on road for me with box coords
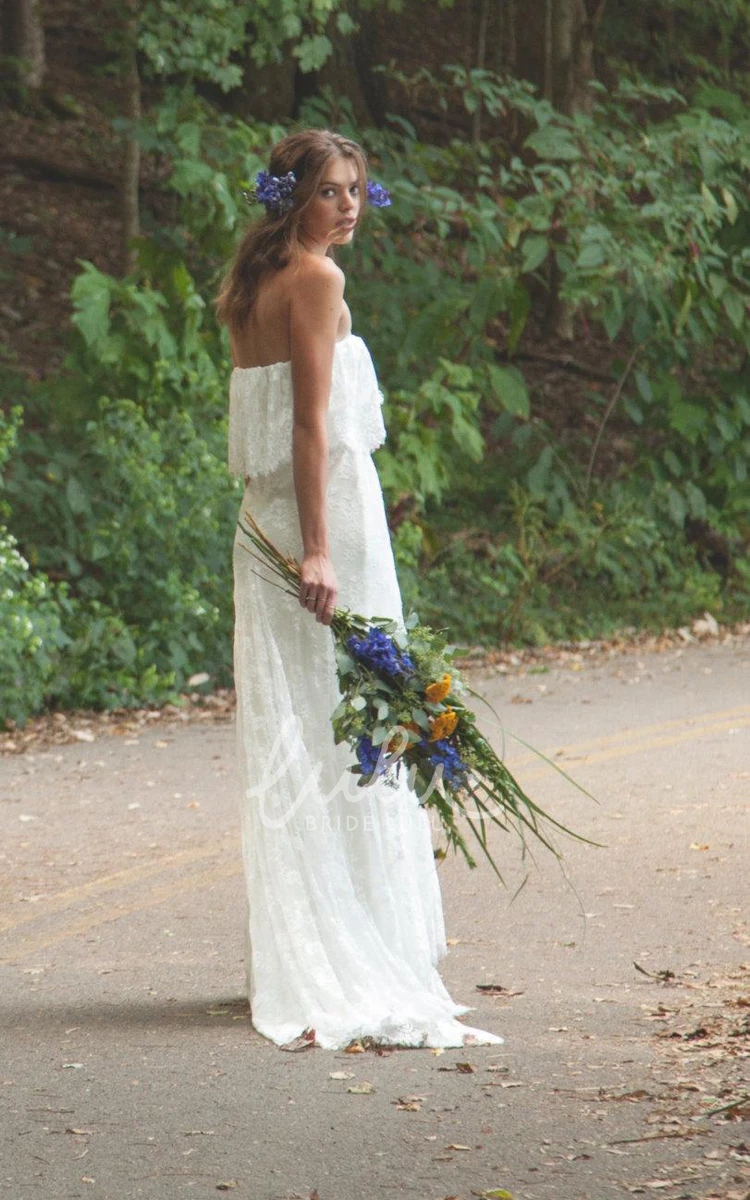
[344,1041,365,1053]
[347,1081,375,1094]
[62,1063,83,1069]
[65,1128,94,1136]
[475,984,524,997]
[445,1143,472,1151]
[216,1184,237,1191]
[328,1071,355,1080]
[634,962,676,983]
[455,1061,475,1073]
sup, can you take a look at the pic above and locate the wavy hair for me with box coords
[215,129,368,331]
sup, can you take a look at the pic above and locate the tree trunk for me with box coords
[543,0,554,102]
[513,0,606,338]
[2,0,45,91]
[301,4,386,126]
[121,0,141,275]
[472,0,490,146]
[550,0,604,116]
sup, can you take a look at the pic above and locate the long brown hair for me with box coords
[215,129,368,332]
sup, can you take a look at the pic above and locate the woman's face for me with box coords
[300,155,361,251]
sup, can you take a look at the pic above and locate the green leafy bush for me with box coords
[5,261,241,715]
[0,409,66,724]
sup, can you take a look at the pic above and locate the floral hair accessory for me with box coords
[247,169,297,215]
[366,179,392,207]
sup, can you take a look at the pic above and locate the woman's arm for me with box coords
[288,257,344,625]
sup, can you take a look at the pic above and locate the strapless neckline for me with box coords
[231,332,355,375]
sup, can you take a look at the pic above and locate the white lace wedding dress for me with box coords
[229,330,502,1050]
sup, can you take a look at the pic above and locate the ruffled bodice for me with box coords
[228,332,387,481]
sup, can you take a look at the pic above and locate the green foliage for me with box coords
[136,0,357,86]
[602,0,750,102]
[376,360,487,511]
[138,0,252,91]
[0,409,66,725]
[4,261,240,718]
[4,39,750,724]
[408,489,725,648]
[299,72,749,641]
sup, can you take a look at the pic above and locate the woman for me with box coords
[216,128,502,1050]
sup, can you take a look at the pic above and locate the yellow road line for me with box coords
[0,860,243,963]
[0,836,237,935]
[496,704,750,768]
[1,703,748,961]
[513,715,750,782]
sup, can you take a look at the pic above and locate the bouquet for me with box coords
[237,510,593,880]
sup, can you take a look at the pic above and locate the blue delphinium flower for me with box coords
[346,627,414,678]
[366,180,392,207]
[421,737,469,786]
[252,170,297,214]
[355,735,385,778]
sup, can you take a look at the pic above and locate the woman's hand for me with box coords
[299,552,338,625]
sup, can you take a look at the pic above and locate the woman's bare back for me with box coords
[230,255,352,369]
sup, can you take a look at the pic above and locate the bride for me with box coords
[216,128,502,1050]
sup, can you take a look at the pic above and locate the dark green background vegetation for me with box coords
[1,0,749,723]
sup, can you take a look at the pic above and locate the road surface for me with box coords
[1,636,748,1200]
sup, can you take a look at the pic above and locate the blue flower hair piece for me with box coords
[249,169,297,215]
[366,180,392,207]
[244,169,391,214]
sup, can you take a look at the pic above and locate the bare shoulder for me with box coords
[289,257,345,344]
[293,253,345,298]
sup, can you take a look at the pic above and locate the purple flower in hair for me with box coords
[249,169,297,215]
[366,180,392,207]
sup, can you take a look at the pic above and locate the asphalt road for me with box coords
[1,636,748,1200]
